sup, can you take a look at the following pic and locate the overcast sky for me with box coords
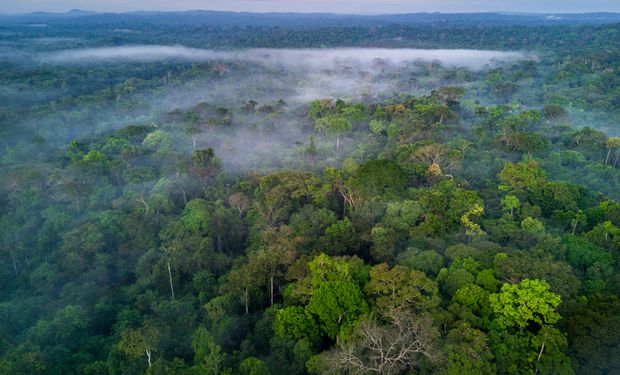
[1,0,619,14]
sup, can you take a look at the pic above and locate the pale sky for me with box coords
[1,0,619,14]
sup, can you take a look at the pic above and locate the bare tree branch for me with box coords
[324,309,442,375]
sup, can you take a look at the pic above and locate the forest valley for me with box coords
[0,13,619,375]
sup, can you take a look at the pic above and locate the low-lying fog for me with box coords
[4,45,538,171]
[39,46,533,107]
[41,45,530,71]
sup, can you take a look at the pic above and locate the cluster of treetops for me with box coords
[0,85,619,374]
[2,22,618,152]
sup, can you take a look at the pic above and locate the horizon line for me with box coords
[2,8,620,16]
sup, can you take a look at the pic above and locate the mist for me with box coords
[42,46,531,71]
[75,49,532,169]
[17,43,616,177]
[5,45,540,173]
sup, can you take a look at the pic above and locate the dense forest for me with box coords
[0,11,619,375]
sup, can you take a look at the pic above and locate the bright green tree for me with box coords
[489,279,561,330]
[501,195,520,217]
[306,281,369,339]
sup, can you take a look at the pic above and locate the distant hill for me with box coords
[1,10,619,27]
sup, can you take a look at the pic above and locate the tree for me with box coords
[498,160,547,195]
[305,254,369,291]
[289,205,338,252]
[27,305,88,352]
[411,143,451,170]
[488,325,573,375]
[451,137,473,161]
[493,252,580,300]
[239,357,271,375]
[306,281,369,339]
[415,103,454,126]
[252,172,322,227]
[250,226,297,306]
[351,159,407,197]
[228,192,250,215]
[489,279,561,330]
[487,279,570,374]
[604,137,620,166]
[323,167,361,214]
[451,284,492,322]
[324,218,358,256]
[369,225,396,262]
[142,130,173,157]
[274,306,320,341]
[571,127,607,161]
[315,116,352,150]
[366,263,439,313]
[192,326,226,374]
[119,321,161,368]
[563,235,613,292]
[241,99,258,113]
[432,86,465,107]
[541,104,567,121]
[180,198,211,233]
[520,217,545,239]
[322,310,441,375]
[501,195,520,217]
[222,264,260,314]
[308,98,333,119]
[461,204,486,241]
[370,119,387,135]
[189,148,220,182]
[565,296,620,375]
[161,245,177,300]
[185,126,202,150]
[396,249,444,277]
[438,266,476,297]
[570,209,587,234]
[585,220,620,252]
[306,135,318,160]
[441,322,495,375]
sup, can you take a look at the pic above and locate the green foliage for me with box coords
[441,322,495,375]
[489,279,562,329]
[239,357,271,375]
[323,218,358,255]
[501,195,520,216]
[439,267,476,297]
[314,116,352,149]
[0,20,618,374]
[191,326,226,373]
[563,235,613,292]
[453,284,491,317]
[396,248,445,276]
[119,321,161,366]
[498,160,546,193]
[366,263,440,313]
[520,216,546,237]
[307,253,368,289]
[306,281,369,339]
[461,204,486,239]
[351,159,407,196]
[273,306,319,341]
[565,296,620,375]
